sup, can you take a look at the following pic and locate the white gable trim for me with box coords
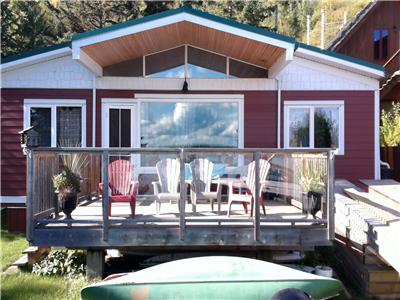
[295,47,384,79]
[1,47,71,72]
[72,12,294,52]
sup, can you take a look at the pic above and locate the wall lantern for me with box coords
[18,126,40,154]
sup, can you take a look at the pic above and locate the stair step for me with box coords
[11,254,28,267]
[22,246,38,254]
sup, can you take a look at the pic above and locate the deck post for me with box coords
[327,150,335,240]
[179,149,186,240]
[86,249,105,280]
[101,150,109,241]
[53,153,59,218]
[254,151,261,241]
[26,149,34,242]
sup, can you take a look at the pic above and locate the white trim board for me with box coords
[295,48,384,80]
[374,90,380,180]
[0,196,26,204]
[23,99,87,147]
[97,77,277,91]
[1,48,71,72]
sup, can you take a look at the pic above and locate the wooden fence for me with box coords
[381,146,400,181]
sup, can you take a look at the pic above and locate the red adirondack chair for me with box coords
[99,160,138,217]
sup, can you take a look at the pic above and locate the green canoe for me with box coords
[81,256,342,300]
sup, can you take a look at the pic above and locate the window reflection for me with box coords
[314,108,339,149]
[141,102,239,166]
[289,108,310,147]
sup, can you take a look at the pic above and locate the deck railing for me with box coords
[26,147,335,245]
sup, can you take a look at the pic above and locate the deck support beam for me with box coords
[86,249,105,280]
[102,151,109,241]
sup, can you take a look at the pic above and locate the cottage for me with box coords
[0,8,385,258]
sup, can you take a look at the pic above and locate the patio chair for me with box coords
[189,158,221,213]
[227,159,271,217]
[152,158,182,215]
[99,159,138,217]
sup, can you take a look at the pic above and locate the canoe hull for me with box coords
[82,279,342,300]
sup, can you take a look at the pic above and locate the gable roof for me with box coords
[327,1,379,52]
[1,6,384,78]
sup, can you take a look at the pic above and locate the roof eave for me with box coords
[296,44,385,79]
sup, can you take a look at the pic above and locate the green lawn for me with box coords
[1,208,88,300]
[1,273,87,300]
[1,229,28,270]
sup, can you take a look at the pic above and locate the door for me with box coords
[102,103,137,163]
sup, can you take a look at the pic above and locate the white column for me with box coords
[374,89,381,179]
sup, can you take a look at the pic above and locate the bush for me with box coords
[381,102,400,147]
[32,250,86,279]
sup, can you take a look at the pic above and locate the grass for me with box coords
[1,230,28,271]
[1,273,87,300]
[1,208,88,299]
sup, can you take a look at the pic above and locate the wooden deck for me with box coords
[27,147,335,250]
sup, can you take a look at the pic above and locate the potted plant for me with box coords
[299,161,326,219]
[53,149,88,219]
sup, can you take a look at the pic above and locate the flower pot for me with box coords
[58,190,77,219]
[302,191,322,218]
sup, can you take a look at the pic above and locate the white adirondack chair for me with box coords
[227,159,271,217]
[189,158,221,213]
[152,158,181,215]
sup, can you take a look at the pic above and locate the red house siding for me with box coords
[1,88,375,197]
[281,91,375,181]
[1,89,93,197]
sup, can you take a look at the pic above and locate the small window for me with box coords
[382,29,389,59]
[57,107,82,146]
[146,46,185,78]
[284,102,344,155]
[187,46,226,78]
[373,29,389,60]
[229,59,268,78]
[103,57,143,77]
[30,107,51,147]
[373,30,380,60]
[26,102,85,147]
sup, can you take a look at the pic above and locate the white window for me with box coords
[284,101,344,155]
[23,99,86,147]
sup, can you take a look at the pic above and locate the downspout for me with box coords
[92,74,96,147]
[276,78,281,148]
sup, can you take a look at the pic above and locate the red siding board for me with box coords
[281,91,375,181]
[1,88,93,197]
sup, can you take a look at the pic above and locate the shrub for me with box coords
[32,250,86,279]
[381,102,400,147]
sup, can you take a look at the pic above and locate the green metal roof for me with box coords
[71,7,296,45]
[297,42,385,72]
[0,7,385,74]
[1,41,71,64]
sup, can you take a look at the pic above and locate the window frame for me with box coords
[23,99,87,147]
[102,95,244,173]
[283,100,344,155]
[139,44,268,79]
[373,29,389,60]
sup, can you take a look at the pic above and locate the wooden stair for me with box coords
[10,246,50,269]
[334,179,400,298]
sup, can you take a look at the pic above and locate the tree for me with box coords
[381,102,400,147]
[1,0,62,57]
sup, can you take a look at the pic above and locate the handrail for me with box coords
[383,48,400,68]
[26,147,335,244]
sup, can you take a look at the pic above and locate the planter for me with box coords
[381,146,400,181]
[315,265,333,278]
[302,191,322,218]
[58,190,77,219]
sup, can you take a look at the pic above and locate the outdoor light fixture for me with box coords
[182,78,189,92]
